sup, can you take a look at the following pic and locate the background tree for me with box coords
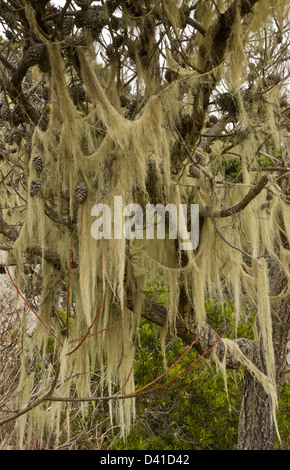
[0,0,289,450]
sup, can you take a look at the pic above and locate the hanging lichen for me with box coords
[0,0,289,448]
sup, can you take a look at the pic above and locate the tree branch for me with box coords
[135,297,258,371]
[201,175,269,218]
[186,17,206,37]
[0,215,77,269]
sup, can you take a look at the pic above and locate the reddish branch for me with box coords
[130,337,221,399]
[113,359,136,397]
[67,299,104,356]
[0,332,218,425]
[29,335,221,405]
[133,330,204,395]
[68,313,125,346]
[138,297,257,370]
[0,338,23,344]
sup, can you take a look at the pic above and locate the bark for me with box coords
[238,372,276,450]
[238,266,290,450]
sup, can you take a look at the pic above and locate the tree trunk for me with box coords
[238,372,276,449]
[238,266,289,450]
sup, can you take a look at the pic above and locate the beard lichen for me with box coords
[3,0,289,447]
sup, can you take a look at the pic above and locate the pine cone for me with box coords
[177,114,194,137]
[11,105,25,125]
[32,155,44,172]
[75,10,91,28]
[209,115,218,124]
[264,73,281,86]
[85,6,105,38]
[280,98,288,108]
[11,127,24,145]
[195,149,207,167]
[38,56,50,73]
[0,105,11,122]
[62,16,74,37]
[69,84,87,104]
[30,179,41,196]
[106,44,117,59]
[24,44,46,68]
[216,92,239,114]
[74,182,87,203]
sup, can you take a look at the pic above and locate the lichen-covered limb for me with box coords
[139,297,258,370]
[0,215,76,269]
[187,0,260,142]
[210,176,269,218]
[0,216,19,243]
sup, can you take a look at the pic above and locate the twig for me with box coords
[168,117,213,182]
[0,338,23,344]
[251,167,290,172]
[210,218,254,260]
[113,360,135,397]
[69,314,126,344]
[0,364,60,426]
[258,151,282,165]
[132,329,204,395]
[0,215,76,269]
[186,17,206,37]
[67,299,104,356]
[42,337,221,404]
[131,337,221,398]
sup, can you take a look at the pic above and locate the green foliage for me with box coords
[258,154,275,167]
[222,155,242,180]
[205,300,255,340]
[276,383,290,449]
[103,279,288,450]
[258,146,283,167]
[145,275,169,307]
[107,289,248,451]
[109,314,242,450]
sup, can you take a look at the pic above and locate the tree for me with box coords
[0,0,289,450]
